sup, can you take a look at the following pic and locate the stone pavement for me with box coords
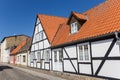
[2,63,66,80]
[2,63,105,80]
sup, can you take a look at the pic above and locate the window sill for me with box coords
[70,31,79,35]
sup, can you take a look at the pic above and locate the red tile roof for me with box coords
[52,0,120,46]
[72,12,87,20]
[11,38,30,55]
[38,14,68,43]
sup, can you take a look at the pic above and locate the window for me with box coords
[23,55,26,62]
[71,22,78,34]
[30,52,35,61]
[17,56,19,62]
[44,50,50,62]
[54,49,63,62]
[59,50,63,62]
[37,51,41,61]
[78,44,90,62]
[54,51,57,62]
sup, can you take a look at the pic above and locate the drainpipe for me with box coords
[115,32,120,40]
[115,32,120,45]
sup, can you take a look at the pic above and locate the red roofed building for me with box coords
[30,0,120,79]
[10,38,31,65]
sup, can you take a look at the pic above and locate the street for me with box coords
[0,64,47,80]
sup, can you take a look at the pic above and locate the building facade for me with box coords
[16,38,31,66]
[30,0,120,79]
[0,35,29,63]
[10,37,31,66]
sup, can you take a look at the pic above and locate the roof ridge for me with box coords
[1,34,30,43]
[72,11,83,15]
[51,24,64,44]
[38,13,68,19]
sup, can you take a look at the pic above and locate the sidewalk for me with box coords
[3,63,104,80]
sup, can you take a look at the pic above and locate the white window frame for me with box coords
[53,48,63,63]
[44,50,50,62]
[37,51,41,61]
[71,22,78,34]
[23,55,26,62]
[77,43,91,62]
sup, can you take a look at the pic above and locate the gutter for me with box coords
[52,31,120,49]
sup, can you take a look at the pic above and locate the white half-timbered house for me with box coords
[30,0,120,79]
[30,14,67,70]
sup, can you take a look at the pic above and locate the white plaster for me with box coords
[79,64,91,74]
[91,39,112,57]
[99,60,120,79]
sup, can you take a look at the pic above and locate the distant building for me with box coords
[0,35,29,63]
[0,43,1,62]
[10,37,31,66]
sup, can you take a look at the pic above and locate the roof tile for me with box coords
[11,38,30,55]
[52,0,120,46]
[38,14,68,43]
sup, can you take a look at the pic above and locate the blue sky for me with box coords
[0,0,105,41]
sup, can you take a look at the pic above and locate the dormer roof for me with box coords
[67,12,87,24]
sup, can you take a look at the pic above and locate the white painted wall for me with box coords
[109,42,120,57]
[64,45,77,58]
[64,60,76,72]
[79,64,91,74]
[30,17,51,70]
[0,39,10,63]
[16,52,28,66]
[91,39,113,57]
[63,45,78,72]
[92,60,102,74]
[44,40,50,48]
[99,60,120,79]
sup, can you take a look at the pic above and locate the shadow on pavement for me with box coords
[0,66,13,71]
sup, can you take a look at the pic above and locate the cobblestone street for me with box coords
[0,63,47,80]
[0,63,104,80]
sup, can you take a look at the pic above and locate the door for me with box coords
[53,49,63,72]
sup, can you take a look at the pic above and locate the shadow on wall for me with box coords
[0,66,13,71]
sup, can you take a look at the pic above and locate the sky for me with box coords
[0,0,105,41]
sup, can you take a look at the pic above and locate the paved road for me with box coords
[0,64,47,80]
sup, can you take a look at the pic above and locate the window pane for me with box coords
[45,50,49,62]
[54,51,57,62]
[84,45,89,60]
[71,24,74,33]
[71,22,78,34]
[37,52,41,61]
[23,55,26,62]
[79,46,83,60]
[59,50,63,62]
[75,23,78,32]
[18,56,19,62]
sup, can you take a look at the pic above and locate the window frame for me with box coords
[77,43,91,62]
[53,48,63,63]
[37,51,41,61]
[70,22,78,34]
[44,50,50,62]
[23,55,26,62]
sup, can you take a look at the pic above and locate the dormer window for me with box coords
[68,12,87,34]
[71,22,78,34]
